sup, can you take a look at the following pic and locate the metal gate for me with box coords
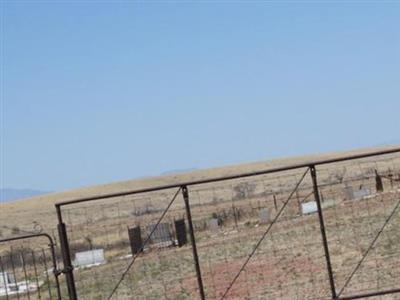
[0,233,62,300]
[54,147,400,300]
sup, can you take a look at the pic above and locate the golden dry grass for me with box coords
[1,145,399,236]
[1,145,400,300]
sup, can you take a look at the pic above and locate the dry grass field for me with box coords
[1,146,399,236]
[1,145,400,299]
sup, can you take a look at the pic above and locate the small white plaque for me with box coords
[301,201,318,214]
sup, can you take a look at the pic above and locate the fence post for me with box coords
[310,165,337,299]
[56,205,78,300]
[182,185,206,300]
[48,236,63,300]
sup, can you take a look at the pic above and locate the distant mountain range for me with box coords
[0,188,50,203]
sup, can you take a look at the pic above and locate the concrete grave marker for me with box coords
[74,249,106,268]
[344,185,354,200]
[301,201,318,214]
[209,218,219,233]
[353,188,370,199]
[259,209,269,224]
[301,199,336,215]
[1,272,41,296]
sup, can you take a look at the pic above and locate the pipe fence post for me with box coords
[310,165,337,299]
[56,205,78,300]
[182,185,206,300]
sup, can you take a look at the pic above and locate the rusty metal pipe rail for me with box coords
[0,233,53,244]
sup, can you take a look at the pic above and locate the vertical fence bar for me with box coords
[31,250,41,299]
[0,256,10,300]
[56,205,78,300]
[41,248,53,300]
[48,239,62,300]
[182,185,206,300]
[9,252,20,300]
[20,252,31,300]
[310,164,337,299]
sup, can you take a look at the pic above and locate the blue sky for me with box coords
[1,1,399,191]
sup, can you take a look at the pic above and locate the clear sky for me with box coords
[1,1,399,192]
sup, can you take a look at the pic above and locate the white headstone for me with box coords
[0,273,7,289]
[301,201,318,214]
[209,218,219,233]
[74,249,106,267]
[0,272,9,288]
[0,272,18,296]
[259,209,269,224]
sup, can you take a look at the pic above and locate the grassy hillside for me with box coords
[1,145,399,238]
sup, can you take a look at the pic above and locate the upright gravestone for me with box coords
[174,219,187,247]
[375,170,384,192]
[209,218,219,233]
[128,226,143,255]
[259,209,269,224]
[344,185,354,200]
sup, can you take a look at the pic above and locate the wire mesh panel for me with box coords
[315,154,400,299]
[56,149,400,300]
[190,167,334,300]
[60,187,202,299]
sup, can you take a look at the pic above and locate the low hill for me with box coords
[0,188,50,203]
[1,145,399,236]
